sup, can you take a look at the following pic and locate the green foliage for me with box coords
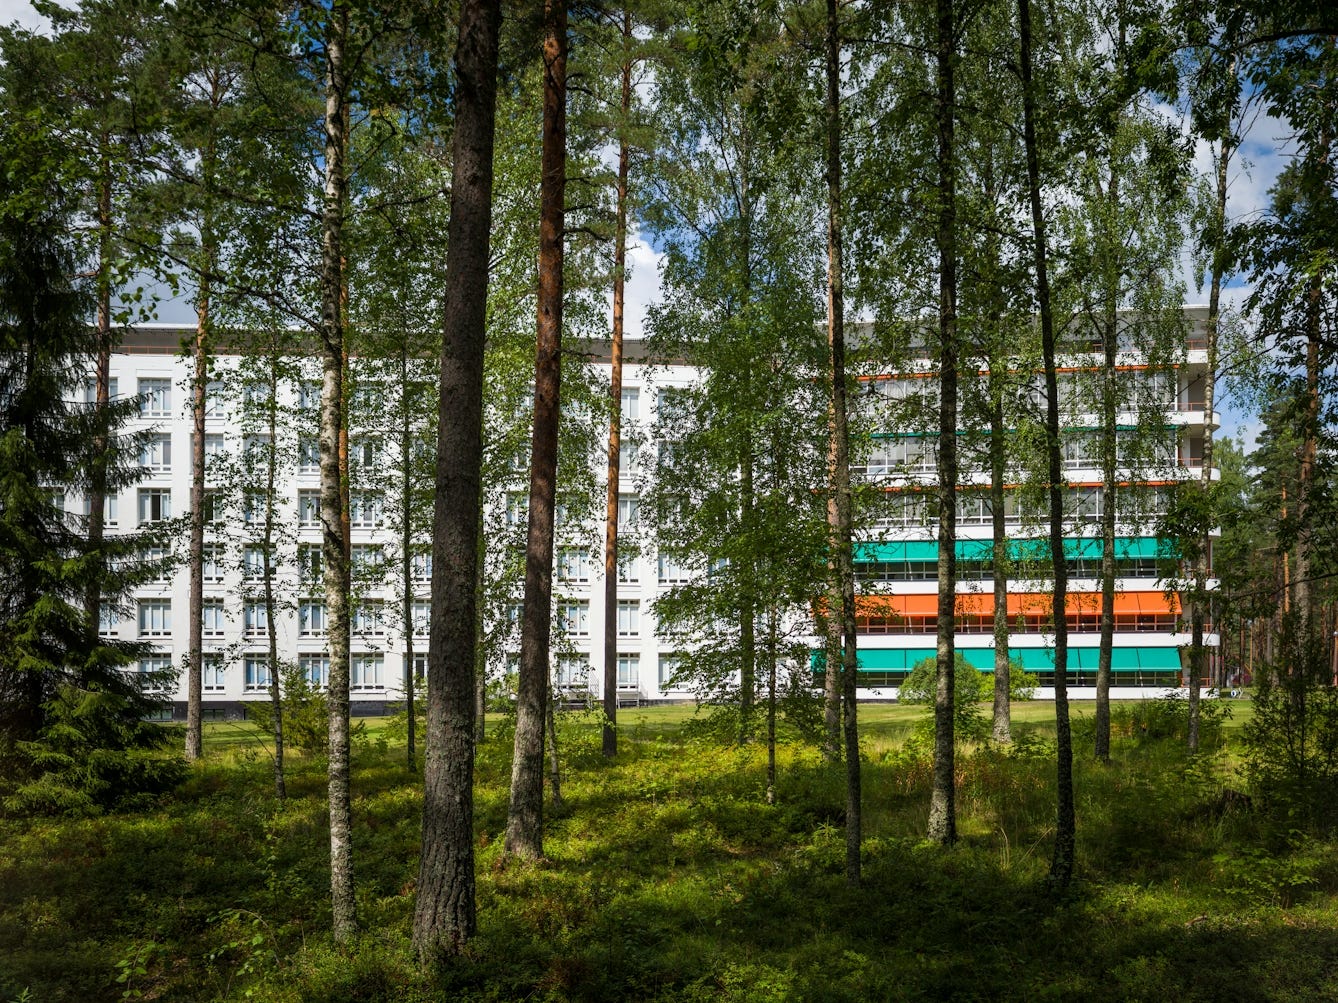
[899,654,1038,743]
[8,706,1338,1002]
[243,664,362,758]
[1097,693,1232,748]
[1242,637,1338,830]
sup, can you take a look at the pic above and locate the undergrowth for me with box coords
[2,704,1337,1002]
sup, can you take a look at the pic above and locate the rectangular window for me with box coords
[618,494,639,529]
[204,380,224,418]
[561,601,590,637]
[351,437,381,470]
[412,600,431,637]
[140,433,171,471]
[82,493,119,527]
[202,544,225,584]
[137,655,173,692]
[202,433,225,459]
[298,381,321,411]
[658,551,691,585]
[243,602,268,638]
[616,600,640,637]
[298,490,321,527]
[297,436,320,474]
[622,440,640,476]
[351,544,382,575]
[202,655,226,691]
[138,489,171,524]
[138,600,171,637]
[618,553,639,584]
[556,547,591,583]
[202,490,222,526]
[505,493,528,528]
[299,599,326,637]
[138,377,171,417]
[84,376,119,403]
[300,654,330,689]
[352,601,386,637]
[658,653,682,687]
[298,545,323,585]
[98,606,119,636]
[617,653,639,688]
[141,544,170,583]
[621,386,640,422]
[349,493,382,529]
[351,653,384,691]
[243,545,267,580]
[202,600,226,638]
[556,654,588,688]
[241,381,267,408]
[242,434,271,467]
[411,552,432,581]
[242,490,264,526]
[243,656,271,692]
[656,388,687,425]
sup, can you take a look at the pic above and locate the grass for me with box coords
[1,696,1330,1003]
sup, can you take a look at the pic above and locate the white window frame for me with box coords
[140,433,172,472]
[243,602,268,638]
[202,600,226,638]
[561,601,590,638]
[138,600,172,637]
[138,488,171,524]
[299,599,327,637]
[617,653,639,688]
[202,655,226,691]
[243,656,271,692]
[298,490,321,528]
[616,600,640,637]
[351,653,384,692]
[138,377,171,418]
[300,654,330,689]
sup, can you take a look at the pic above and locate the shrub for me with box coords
[900,654,1037,744]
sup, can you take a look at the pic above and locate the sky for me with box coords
[0,0,1291,450]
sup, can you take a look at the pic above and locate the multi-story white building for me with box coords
[92,314,1217,717]
[846,307,1220,698]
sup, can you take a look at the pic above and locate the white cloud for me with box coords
[0,0,59,33]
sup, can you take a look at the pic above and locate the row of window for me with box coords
[854,431,1203,478]
[874,487,1175,529]
[134,653,382,692]
[528,651,684,690]
[854,557,1171,584]
[114,599,427,639]
[555,600,643,638]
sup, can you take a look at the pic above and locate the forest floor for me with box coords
[4,696,1338,1002]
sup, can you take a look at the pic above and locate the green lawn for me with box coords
[2,694,1330,1003]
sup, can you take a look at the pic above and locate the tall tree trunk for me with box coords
[1019,0,1075,886]
[262,358,286,799]
[990,381,1011,743]
[603,5,632,759]
[319,3,355,944]
[506,0,567,861]
[1189,132,1230,751]
[928,0,958,848]
[402,346,417,772]
[765,603,778,806]
[546,689,564,809]
[1095,239,1119,761]
[83,140,113,640]
[412,0,500,962]
[186,259,209,763]
[824,0,861,883]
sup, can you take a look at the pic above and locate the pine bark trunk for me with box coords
[928,0,958,847]
[507,0,567,861]
[602,7,632,759]
[319,3,355,944]
[412,0,500,963]
[1019,0,1075,886]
